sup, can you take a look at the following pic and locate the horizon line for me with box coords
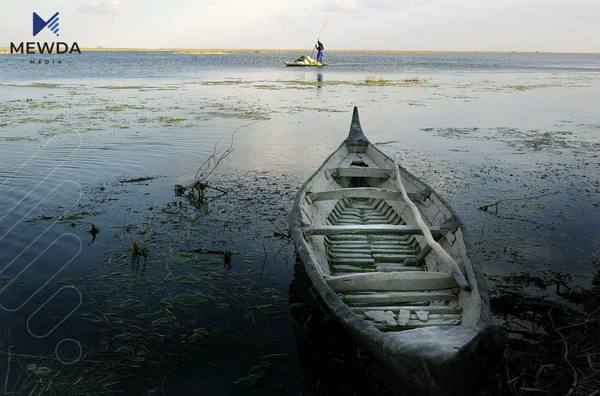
[1,47,600,55]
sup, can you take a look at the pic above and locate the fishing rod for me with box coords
[311,13,331,57]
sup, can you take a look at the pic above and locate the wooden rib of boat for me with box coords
[289,107,504,395]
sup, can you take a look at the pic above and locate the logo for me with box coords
[33,12,60,37]
[10,10,81,58]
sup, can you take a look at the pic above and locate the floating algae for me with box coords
[197,79,247,86]
[25,99,68,110]
[188,328,210,344]
[0,136,38,142]
[119,176,155,184]
[104,105,125,112]
[365,75,395,86]
[171,293,213,308]
[196,104,270,121]
[26,211,99,225]
[234,360,272,388]
[420,127,480,138]
[156,116,187,126]
[96,85,148,90]
[172,274,205,285]
[1,82,67,89]
[255,303,286,316]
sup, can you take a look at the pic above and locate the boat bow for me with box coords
[344,106,371,147]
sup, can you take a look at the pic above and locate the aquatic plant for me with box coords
[234,360,272,388]
[485,270,600,395]
[365,74,424,86]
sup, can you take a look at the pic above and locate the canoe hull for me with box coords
[289,107,504,394]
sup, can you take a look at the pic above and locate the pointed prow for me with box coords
[345,106,370,147]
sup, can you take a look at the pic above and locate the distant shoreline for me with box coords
[1,47,600,55]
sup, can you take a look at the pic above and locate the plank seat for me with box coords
[329,166,395,179]
[333,265,376,273]
[351,305,461,314]
[341,290,459,305]
[304,224,443,236]
[368,318,462,330]
[328,252,373,259]
[375,264,423,272]
[370,247,415,254]
[372,253,417,262]
[308,188,422,202]
[330,258,375,265]
[326,271,458,292]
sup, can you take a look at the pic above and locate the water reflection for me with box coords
[289,255,393,395]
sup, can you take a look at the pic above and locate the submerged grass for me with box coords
[483,270,600,395]
[1,172,296,393]
[26,211,99,225]
[234,360,272,388]
[0,136,38,142]
[364,77,422,87]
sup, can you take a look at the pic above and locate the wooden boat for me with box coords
[283,60,326,67]
[289,107,503,395]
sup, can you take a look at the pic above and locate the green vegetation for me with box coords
[26,211,99,225]
[365,74,424,86]
[0,136,37,142]
[157,116,187,125]
[234,360,272,388]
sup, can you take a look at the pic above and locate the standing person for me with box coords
[315,40,324,64]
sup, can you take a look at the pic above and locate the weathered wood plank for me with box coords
[305,224,442,236]
[328,243,371,249]
[333,265,375,273]
[371,248,416,254]
[351,305,461,314]
[372,253,417,261]
[330,260,375,267]
[328,252,373,259]
[369,235,414,241]
[342,290,458,305]
[375,265,422,272]
[329,247,372,253]
[326,271,458,292]
[369,318,462,330]
[328,235,369,240]
[329,167,394,179]
[375,263,421,272]
[308,188,420,202]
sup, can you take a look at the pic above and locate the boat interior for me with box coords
[299,142,481,332]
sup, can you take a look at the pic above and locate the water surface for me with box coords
[1,51,599,394]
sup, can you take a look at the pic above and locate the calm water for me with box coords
[1,51,599,394]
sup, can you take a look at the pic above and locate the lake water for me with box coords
[1,51,599,394]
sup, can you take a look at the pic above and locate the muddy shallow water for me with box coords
[0,52,599,394]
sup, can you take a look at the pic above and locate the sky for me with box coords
[2,0,600,52]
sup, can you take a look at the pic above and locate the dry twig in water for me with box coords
[548,306,578,394]
[175,121,262,205]
[478,192,556,213]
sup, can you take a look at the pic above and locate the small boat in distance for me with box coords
[289,107,503,395]
[283,55,326,67]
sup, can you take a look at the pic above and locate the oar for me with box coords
[393,155,471,291]
[310,13,331,58]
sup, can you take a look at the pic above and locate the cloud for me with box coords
[320,0,430,12]
[360,0,433,9]
[321,0,361,12]
[78,0,123,15]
